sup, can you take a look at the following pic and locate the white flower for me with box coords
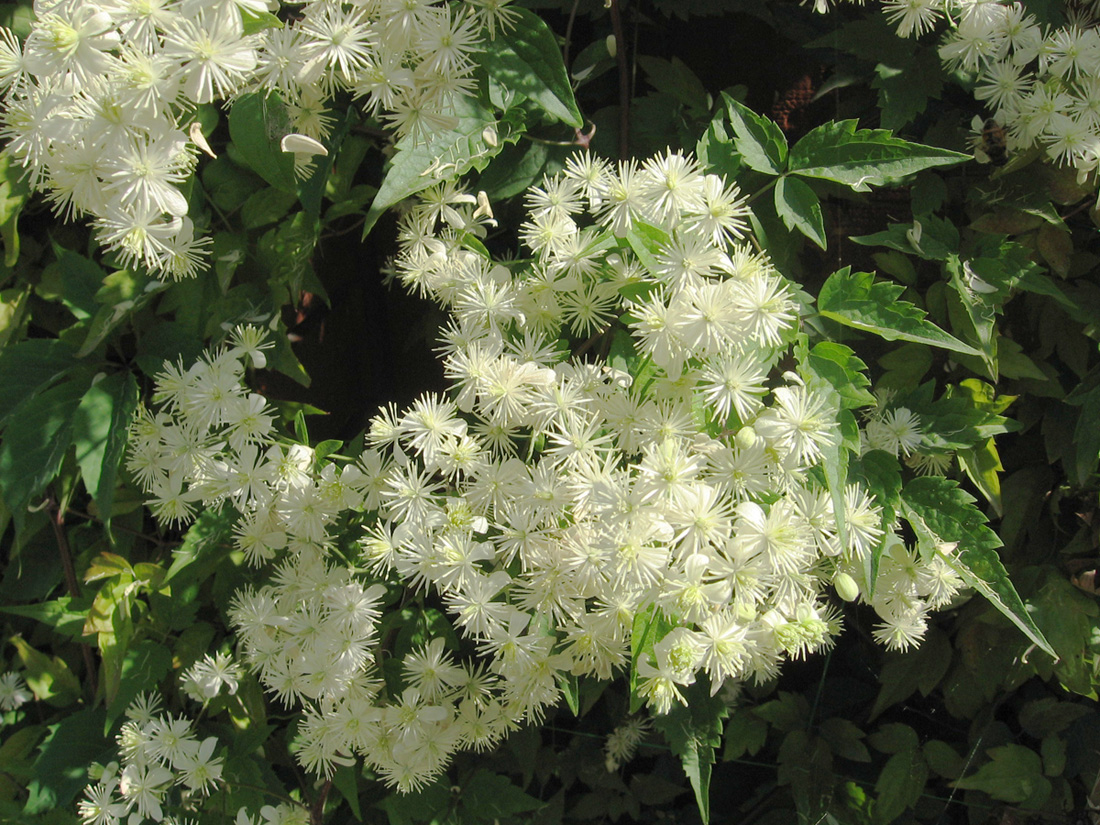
[0,672,31,710]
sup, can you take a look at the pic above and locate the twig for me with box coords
[48,493,99,700]
[608,0,630,159]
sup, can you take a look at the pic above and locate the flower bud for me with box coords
[834,572,860,602]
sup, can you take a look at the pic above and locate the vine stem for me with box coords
[311,778,332,825]
[48,492,99,699]
[608,0,630,159]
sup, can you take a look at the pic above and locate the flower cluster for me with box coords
[127,149,964,796]
[0,0,512,278]
[78,694,224,825]
[822,0,1100,178]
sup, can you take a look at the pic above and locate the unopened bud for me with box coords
[606,34,617,58]
[734,426,757,449]
[834,572,860,602]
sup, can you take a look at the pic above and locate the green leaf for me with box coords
[0,375,90,516]
[1019,698,1090,739]
[0,338,78,428]
[629,605,672,713]
[818,268,982,356]
[721,93,787,175]
[164,508,235,584]
[361,96,506,236]
[803,342,875,410]
[241,186,298,230]
[952,745,1050,804]
[105,640,172,733]
[945,255,998,379]
[774,176,826,248]
[899,476,1055,657]
[72,372,139,526]
[24,708,109,814]
[923,740,966,780]
[637,55,709,114]
[481,8,582,127]
[625,220,671,276]
[652,680,728,824]
[0,596,88,638]
[332,763,362,821]
[872,50,943,132]
[0,152,30,267]
[9,635,82,707]
[874,747,928,824]
[459,771,543,820]
[228,92,298,194]
[819,718,871,763]
[849,450,903,597]
[789,120,969,191]
[240,7,282,35]
[869,628,950,720]
[40,245,103,320]
[723,710,768,761]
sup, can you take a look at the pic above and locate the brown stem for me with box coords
[608,0,630,159]
[48,494,99,699]
[311,778,332,825]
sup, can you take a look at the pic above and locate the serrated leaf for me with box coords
[849,450,902,596]
[653,680,727,824]
[875,748,928,824]
[723,710,768,761]
[899,476,1054,656]
[774,176,826,248]
[820,718,871,763]
[361,96,505,236]
[228,92,298,194]
[818,268,982,356]
[722,93,787,175]
[481,8,582,127]
[72,372,139,527]
[803,342,875,409]
[789,120,969,191]
[923,740,966,780]
[952,745,1049,804]
[869,628,950,720]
